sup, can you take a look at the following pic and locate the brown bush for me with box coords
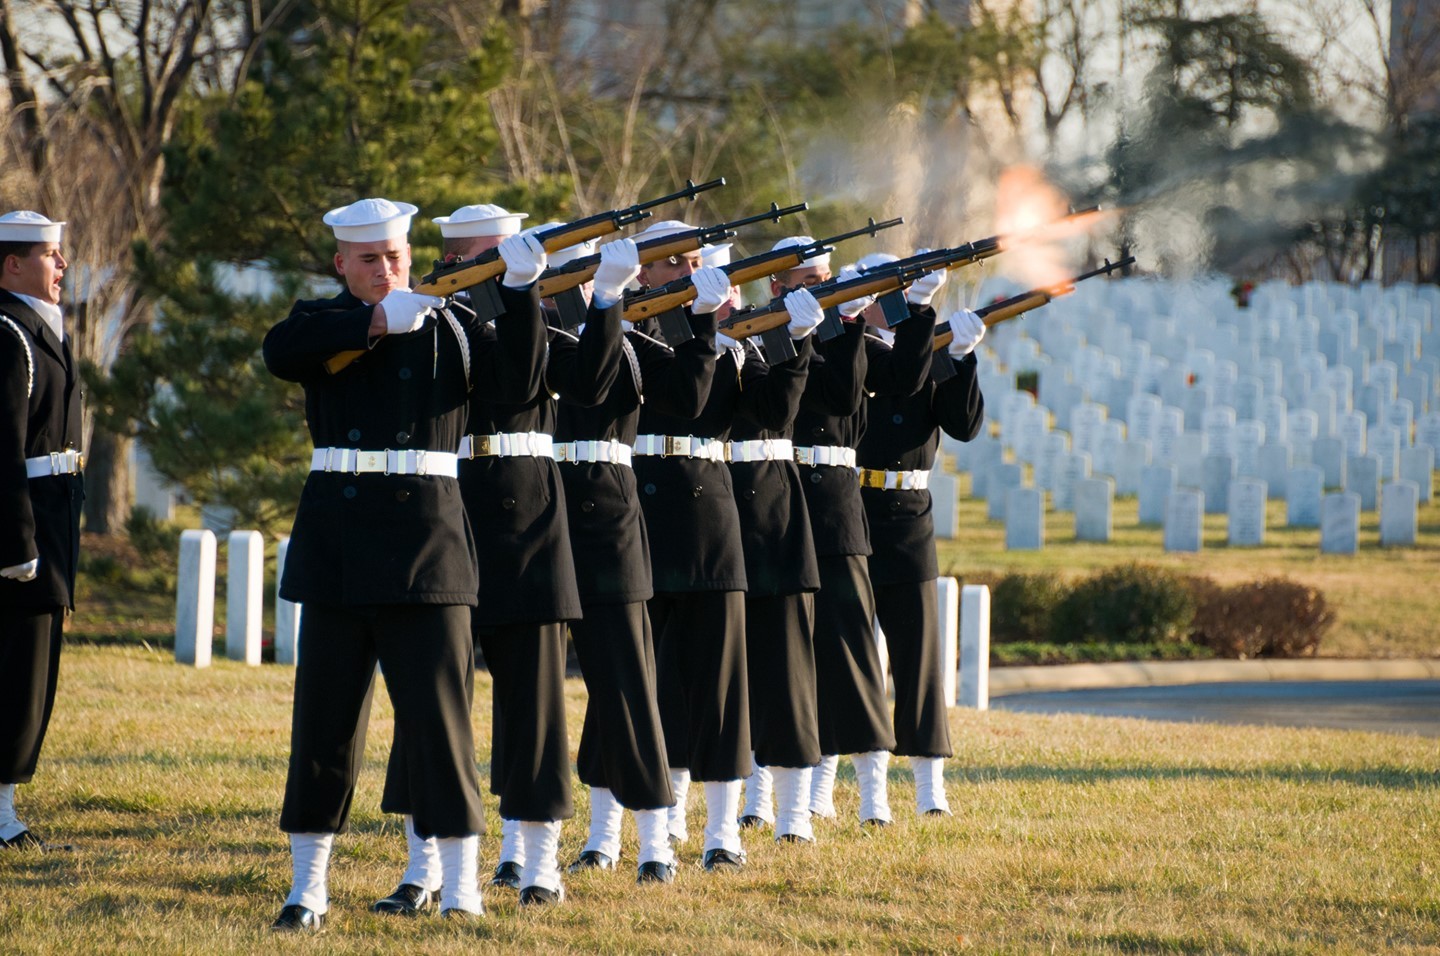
[1188,577,1334,658]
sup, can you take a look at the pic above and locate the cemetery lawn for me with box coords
[1,645,1436,954]
[936,474,1440,660]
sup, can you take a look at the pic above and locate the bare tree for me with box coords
[0,0,284,532]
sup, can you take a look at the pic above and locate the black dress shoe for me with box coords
[488,860,521,889]
[774,833,814,844]
[736,814,768,830]
[518,885,564,907]
[371,882,438,916]
[566,849,616,873]
[1,829,73,852]
[271,904,325,932]
[440,906,484,922]
[923,808,952,817]
[861,817,893,829]
[636,861,676,885]
[701,848,745,872]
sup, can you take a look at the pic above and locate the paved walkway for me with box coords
[986,659,1440,737]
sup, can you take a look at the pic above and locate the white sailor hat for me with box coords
[322,198,416,242]
[0,210,65,244]
[856,251,899,272]
[530,222,595,267]
[633,219,695,243]
[771,235,830,270]
[433,203,528,239]
[700,242,732,268]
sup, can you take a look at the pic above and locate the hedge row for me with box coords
[966,564,1334,660]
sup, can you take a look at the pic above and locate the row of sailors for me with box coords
[262,197,987,930]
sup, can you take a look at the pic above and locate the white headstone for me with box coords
[1384,399,1415,443]
[1367,424,1401,479]
[1126,393,1163,445]
[1355,382,1382,424]
[1069,403,1107,458]
[1417,412,1440,454]
[275,537,301,666]
[1074,477,1114,543]
[175,529,216,668]
[1339,411,1368,458]
[1053,451,1091,512]
[1114,440,1152,496]
[1233,377,1264,421]
[1155,406,1186,464]
[1400,445,1434,504]
[1163,488,1204,552]
[1310,437,1347,490]
[226,530,264,666]
[1138,464,1177,525]
[1005,487,1044,550]
[1259,442,1292,500]
[1346,454,1382,511]
[1234,420,1265,478]
[1227,478,1267,546]
[1319,492,1359,552]
[1182,385,1214,431]
[958,583,990,710]
[1380,480,1419,547]
[987,463,1024,520]
[931,472,959,539]
[1202,454,1237,514]
[1260,395,1289,445]
[1400,372,1430,416]
[1286,466,1323,528]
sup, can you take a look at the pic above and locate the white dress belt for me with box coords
[25,450,84,479]
[310,447,459,478]
[554,439,633,467]
[458,432,555,459]
[726,438,794,463]
[633,434,727,461]
[793,445,856,468]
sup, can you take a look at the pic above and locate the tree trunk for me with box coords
[83,427,133,535]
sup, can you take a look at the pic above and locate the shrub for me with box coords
[1049,563,1195,645]
[1189,577,1333,658]
[990,572,1068,643]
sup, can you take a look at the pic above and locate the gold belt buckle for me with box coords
[663,436,686,457]
[476,435,494,457]
[860,468,885,489]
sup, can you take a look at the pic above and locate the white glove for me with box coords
[1,558,38,582]
[715,331,741,351]
[835,266,876,318]
[380,289,443,335]
[690,267,733,315]
[906,265,947,306]
[500,233,548,288]
[590,238,641,308]
[783,287,825,339]
[947,308,986,357]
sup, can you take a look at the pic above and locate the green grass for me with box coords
[1,645,1437,953]
[935,461,1440,660]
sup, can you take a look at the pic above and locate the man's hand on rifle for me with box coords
[501,233,548,288]
[783,287,825,339]
[379,290,444,336]
[690,267,732,315]
[946,308,986,357]
[591,238,641,308]
[906,255,947,306]
[836,266,875,318]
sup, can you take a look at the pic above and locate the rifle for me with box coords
[929,256,1136,381]
[538,201,809,329]
[322,178,725,374]
[716,206,1102,350]
[627,216,904,356]
[717,232,1001,348]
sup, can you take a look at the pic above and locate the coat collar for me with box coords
[0,289,68,366]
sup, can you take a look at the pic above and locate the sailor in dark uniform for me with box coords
[265,198,544,929]
[852,251,985,817]
[553,239,717,885]
[776,246,943,826]
[0,210,82,854]
[708,241,826,844]
[631,221,817,870]
[376,203,609,909]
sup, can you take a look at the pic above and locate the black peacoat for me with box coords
[264,283,545,606]
[0,291,84,609]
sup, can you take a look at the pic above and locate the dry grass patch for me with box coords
[0,646,1436,953]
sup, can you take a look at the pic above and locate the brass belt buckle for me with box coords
[476,435,494,457]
